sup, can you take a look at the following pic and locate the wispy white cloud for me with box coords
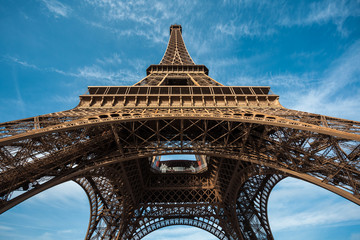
[224,71,318,90]
[0,221,62,232]
[29,181,87,208]
[0,225,14,231]
[75,65,141,85]
[41,0,72,18]
[0,58,28,117]
[271,200,360,231]
[79,18,167,44]
[278,0,360,35]
[51,62,141,85]
[269,178,360,232]
[290,50,324,59]
[221,39,360,121]
[215,21,275,38]
[77,65,110,79]
[4,56,39,69]
[52,95,78,105]
[0,182,88,240]
[218,0,360,37]
[306,1,355,23]
[82,0,203,44]
[87,0,157,24]
[290,40,360,120]
[5,55,142,85]
[96,53,122,66]
[0,227,80,240]
[143,225,218,240]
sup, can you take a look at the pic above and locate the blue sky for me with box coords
[0,0,360,239]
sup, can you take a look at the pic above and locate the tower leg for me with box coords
[235,174,283,240]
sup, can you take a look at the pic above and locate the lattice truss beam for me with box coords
[134,72,222,86]
[160,25,194,65]
[1,107,359,140]
[0,115,359,239]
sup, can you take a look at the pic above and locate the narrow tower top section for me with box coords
[140,25,214,86]
[160,25,195,65]
[170,24,182,34]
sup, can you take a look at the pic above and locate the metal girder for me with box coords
[1,108,359,146]
[1,119,359,220]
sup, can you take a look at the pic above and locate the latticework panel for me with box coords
[160,25,194,65]
[1,106,359,141]
[74,157,283,239]
[1,116,359,240]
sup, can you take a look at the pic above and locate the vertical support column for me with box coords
[235,174,284,240]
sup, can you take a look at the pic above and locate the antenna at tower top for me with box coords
[170,24,182,34]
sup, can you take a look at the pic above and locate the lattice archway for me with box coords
[1,116,358,228]
[132,217,229,240]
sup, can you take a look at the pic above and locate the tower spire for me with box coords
[160,25,195,65]
[137,25,221,86]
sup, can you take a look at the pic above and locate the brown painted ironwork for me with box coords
[0,24,359,240]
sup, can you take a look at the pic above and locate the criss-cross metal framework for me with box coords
[1,25,359,240]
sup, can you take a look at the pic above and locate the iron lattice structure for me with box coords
[1,25,360,240]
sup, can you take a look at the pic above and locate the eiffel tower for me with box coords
[0,25,359,240]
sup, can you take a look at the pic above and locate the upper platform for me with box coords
[81,25,280,106]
